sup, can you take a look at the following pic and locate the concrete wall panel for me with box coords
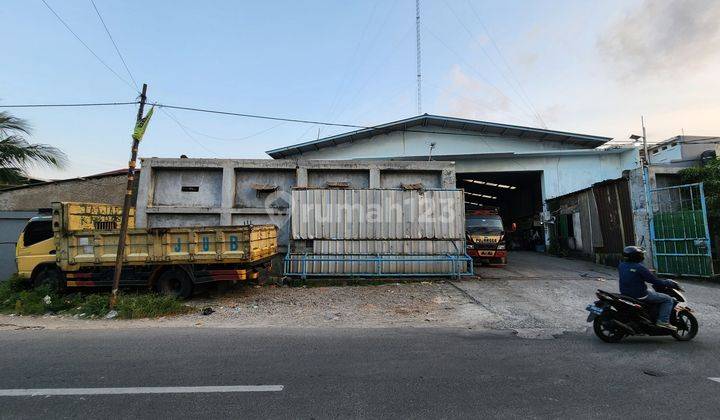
[379,171,441,189]
[234,169,296,208]
[307,169,369,189]
[152,168,223,207]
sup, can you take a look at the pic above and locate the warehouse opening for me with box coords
[457,171,545,251]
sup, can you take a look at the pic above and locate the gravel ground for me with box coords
[2,252,719,334]
[461,252,720,333]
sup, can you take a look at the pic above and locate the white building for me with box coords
[267,115,640,247]
[647,135,719,165]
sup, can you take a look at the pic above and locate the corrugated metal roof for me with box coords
[266,114,613,158]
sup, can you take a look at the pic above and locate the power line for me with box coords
[465,0,547,129]
[0,101,138,108]
[89,0,139,90]
[158,107,219,156]
[40,0,136,92]
[152,103,369,129]
[443,0,546,128]
[423,25,538,124]
[173,120,286,142]
[0,98,599,145]
[324,0,381,124]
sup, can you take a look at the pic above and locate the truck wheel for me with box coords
[155,268,193,299]
[33,267,64,291]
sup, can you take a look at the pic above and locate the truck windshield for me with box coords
[466,217,504,235]
[23,219,53,246]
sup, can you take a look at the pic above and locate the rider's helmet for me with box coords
[622,246,645,263]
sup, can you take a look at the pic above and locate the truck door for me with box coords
[16,218,55,278]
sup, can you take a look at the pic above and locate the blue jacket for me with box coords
[618,262,673,298]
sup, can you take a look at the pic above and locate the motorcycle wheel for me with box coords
[593,317,625,343]
[671,311,698,341]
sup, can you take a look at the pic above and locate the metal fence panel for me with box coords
[650,182,713,277]
[291,189,464,240]
[286,188,471,277]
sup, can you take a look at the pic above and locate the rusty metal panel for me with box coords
[592,178,634,254]
[291,189,464,240]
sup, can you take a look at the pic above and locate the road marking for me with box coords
[710,378,720,383]
[0,385,284,397]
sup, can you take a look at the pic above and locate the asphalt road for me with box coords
[1,327,719,419]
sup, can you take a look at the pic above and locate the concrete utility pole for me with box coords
[642,115,649,165]
[110,83,147,307]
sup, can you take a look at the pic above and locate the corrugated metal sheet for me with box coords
[592,178,635,254]
[291,189,464,240]
[286,189,471,276]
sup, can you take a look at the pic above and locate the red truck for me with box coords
[465,209,507,266]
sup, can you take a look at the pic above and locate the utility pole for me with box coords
[642,115,649,165]
[110,83,148,307]
[416,0,422,115]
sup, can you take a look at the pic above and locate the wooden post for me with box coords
[110,83,147,307]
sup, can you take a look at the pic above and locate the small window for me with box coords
[181,186,199,192]
[23,220,53,247]
[671,142,678,147]
[662,146,668,150]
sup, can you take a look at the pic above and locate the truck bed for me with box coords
[51,202,277,271]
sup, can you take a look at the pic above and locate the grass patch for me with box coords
[115,293,194,318]
[0,274,193,319]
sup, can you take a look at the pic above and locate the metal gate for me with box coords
[649,182,713,277]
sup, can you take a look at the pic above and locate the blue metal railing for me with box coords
[284,252,474,279]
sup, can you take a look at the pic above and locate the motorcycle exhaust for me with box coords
[611,319,636,335]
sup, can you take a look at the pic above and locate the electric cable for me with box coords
[0,101,138,108]
[465,0,547,128]
[40,0,137,92]
[89,0,139,90]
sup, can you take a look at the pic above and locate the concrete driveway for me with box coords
[454,251,720,334]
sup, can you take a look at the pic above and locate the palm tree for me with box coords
[0,111,67,186]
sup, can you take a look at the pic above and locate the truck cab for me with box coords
[465,209,507,266]
[15,215,56,280]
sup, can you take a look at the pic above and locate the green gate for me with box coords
[649,182,713,277]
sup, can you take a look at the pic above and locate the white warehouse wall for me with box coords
[454,149,640,201]
[290,127,640,201]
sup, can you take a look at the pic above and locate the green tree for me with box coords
[0,111,67,186]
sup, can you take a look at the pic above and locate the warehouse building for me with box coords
[267,114,640,248]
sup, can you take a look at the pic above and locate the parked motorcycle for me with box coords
[586,282,698,343]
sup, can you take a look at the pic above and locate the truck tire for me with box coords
[33,266,64,292]
[155,268,193,299]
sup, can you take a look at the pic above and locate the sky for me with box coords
[3,0,720,179]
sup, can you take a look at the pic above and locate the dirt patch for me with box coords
[0,282,497,330]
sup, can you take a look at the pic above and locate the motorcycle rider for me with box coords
[618,246,677,331]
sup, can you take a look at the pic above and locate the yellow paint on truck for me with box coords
[15,202,278,292]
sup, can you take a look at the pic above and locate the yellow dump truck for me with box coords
[15,202,277,298]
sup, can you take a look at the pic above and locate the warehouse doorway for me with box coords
[457,171,544,251]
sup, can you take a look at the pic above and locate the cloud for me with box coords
[436,65,527,123]
[598,0,720,79]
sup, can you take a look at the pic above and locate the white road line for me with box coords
[710,378,720,383]
[0,385,284,397]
